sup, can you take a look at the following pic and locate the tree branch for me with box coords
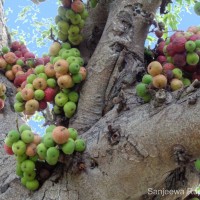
[70,0,161,133]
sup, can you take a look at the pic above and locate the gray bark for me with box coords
[70,0,161,133]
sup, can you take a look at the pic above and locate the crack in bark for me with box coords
[41,189,47,200]
[103,52,144,114]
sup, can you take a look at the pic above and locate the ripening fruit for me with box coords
[14,102,25,113]
[55,92,68,107]
[19,124,31,133]
[68,128,78,140]
[35,65,45,74]
[4,137,13,147]
[45,64,56,79]
[63,101,76,118]
[5,70,15,81]
[21,88,34,101]
[4,143,14,155]
[1,46,10,54]
[21,177,28,186]
[47,78,57,88]
[72,73,82,83]
[195,159,200,171]
[54,59,69,74]
[75,139,86,152]
[7,130,20,143]
[61,138,75,155]
[33,134,42,145]
[32,77,47,90]
[182,78,191,86]
[37,73,48,81]
[68,91,79,103]
[43,134,55,148]
[16,163,23,177]
[23,170,36,181]
[80,9,89,20]
[152,74,167,89]
[70,14,82,25]
[186,52,199,66]
[46,147,60,160]
[26,143,37,157]
[185,40,196,52]
[12,140,26,156]
[58,21,70,34]
[79,67,87,80]
[69,62,80,74]
[52,126,70,144]
[71,0,84,13]
[34,89,45,101]
[53,104,63,114]
[21,130,34,144]
[170,79,183,91]
[29,155,39,162]
[45,125,56,133]
[70,48,81,57]
[15,154,28,163]
[36,143,47,159]
[147,61,163,77]
[57,75,73,89]
[49,42,61,56]
[142,93,152,103]
[155,29,163,38]
[46,156,58,166]
[0,57,7,69]
[136,83,148,97]
[142,74,153,84]
[25,99,39,114]
[21,160,35,173]
[27,74,37,84]
[172,68,183,79]
[25,179,39,191]
[0,98,5,110]
[4,52,17,64]
[68,25,80,36]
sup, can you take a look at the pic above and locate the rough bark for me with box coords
[70,0,161,133]
[2,0,200,200]
[2,84,200,200]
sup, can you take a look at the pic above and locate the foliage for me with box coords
[146,0,196,45]
[156,0,196,37]
[4,2,60,54]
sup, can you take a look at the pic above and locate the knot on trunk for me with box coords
[107,124,121,146]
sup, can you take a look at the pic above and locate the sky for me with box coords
[4,0,58,57]
[3,0,199,135]
[3,1,199,55]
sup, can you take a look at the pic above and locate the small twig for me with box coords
[148,29,183,34]
[160,0,173,14]
[49,28,59,43]
[31,0,39,4]
[16,118,20,133]
[176,79,200,101]
[45,103,54,122]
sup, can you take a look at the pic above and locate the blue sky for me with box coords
[3,1,199,135]
[4,1,199,56]
[4,0,58,57]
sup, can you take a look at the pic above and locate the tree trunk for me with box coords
[1,0,200,200]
